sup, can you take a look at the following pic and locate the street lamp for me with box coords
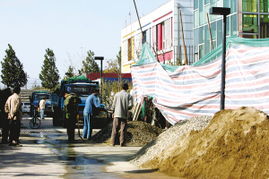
[94,56,104,100]
[209,7,230,110]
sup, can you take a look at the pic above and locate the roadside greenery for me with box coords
[39,48,60,90]
[1,44,28,88]
[79,50,100,75]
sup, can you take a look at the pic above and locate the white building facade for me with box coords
[121,0,194,73]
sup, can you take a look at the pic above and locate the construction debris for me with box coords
[91,121,163,147]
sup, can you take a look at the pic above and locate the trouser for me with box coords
[83,113,92,139]
[2,118,9,142]
[111,117,127,145]
[66,118,76,141]
[9,120,21,143]
[40,109,45,119]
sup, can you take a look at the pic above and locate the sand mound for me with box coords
[91,121,163,146]
[140,107,269,179]
[131,115,212,166]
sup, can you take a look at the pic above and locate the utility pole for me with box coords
[210,7,231,110]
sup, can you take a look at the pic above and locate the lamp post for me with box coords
[209,7,230,110]
[94,56,104,100]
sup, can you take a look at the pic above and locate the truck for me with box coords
[29,91,57,118]
[52,76,110,128]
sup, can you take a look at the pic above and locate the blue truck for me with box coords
[52,76,110,128]
[29,91,57,118]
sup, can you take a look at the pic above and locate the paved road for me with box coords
[0,116,177,179]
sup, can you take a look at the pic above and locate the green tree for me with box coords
[1,44,28,88]
[79,50,99,75]
[64,65,76,80]
[39,48,60,89]
[117,48,121,73]
[103,49,121,73]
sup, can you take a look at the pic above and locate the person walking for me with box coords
[64,93,81,142]
[4,87,22,146]
[111,83,133,147]
[83,88,103,140]
[39,97,46,120]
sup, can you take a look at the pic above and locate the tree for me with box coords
[64,65,76,80]
[79,50,99,75]
[39,48,60,89]
[104,49,121,73]
[1,44,28,88]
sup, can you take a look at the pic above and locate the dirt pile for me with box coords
[131,115,212,167]
[140,107,269,179]
[91,121,163,146]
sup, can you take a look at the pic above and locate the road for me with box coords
[0,115,177,179]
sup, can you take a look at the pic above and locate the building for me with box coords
[87,72,132,82]
[121,0,194,73]
[194,0,269,59]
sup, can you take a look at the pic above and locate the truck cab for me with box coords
[52,76,109,127]
[30,91,55,117]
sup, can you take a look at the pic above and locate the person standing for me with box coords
[4,87,22,146]
[111,83,133,147]
[83,88,103,140]
[39,97,46,120]
[0,88,12,144]
[64,93,81,142]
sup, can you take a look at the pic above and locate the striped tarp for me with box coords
[131,37,269,125]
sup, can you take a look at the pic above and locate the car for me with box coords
[21,102,31,113]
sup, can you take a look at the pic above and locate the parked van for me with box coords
[21,102,31,113]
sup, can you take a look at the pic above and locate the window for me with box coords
[217,20,223,46]
[152,26,157,51]
[242,14,258,33]
[142,31,146,44]
[128,37,134,61]
[231,0,237,13]
[199,26,205,44]
[231,15,238,36]
[260,0,269,12]
[194,0,199,9]
[204,0,210,5]
[156,23,164,51]
[199,0,205,26]
[260,15,269,38]
[194,10,199,28]
[242,0,258,12]
[164,18,172,49]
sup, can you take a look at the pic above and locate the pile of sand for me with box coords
[139,107,269,179]
[91,121,163,146]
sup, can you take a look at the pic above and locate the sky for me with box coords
[0,0,169,88]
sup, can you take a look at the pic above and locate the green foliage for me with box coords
[103,49,121,73]
[39,48,60,90]
[63,65,76,80]
[101,80,132,108]
[1,44,28,88]
[79,50,100,75]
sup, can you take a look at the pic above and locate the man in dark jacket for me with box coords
[0,88,12,144]
[64,93,81,142]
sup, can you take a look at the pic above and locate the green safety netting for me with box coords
[63,75,90,82]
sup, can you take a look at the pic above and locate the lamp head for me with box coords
[210,7,230,16]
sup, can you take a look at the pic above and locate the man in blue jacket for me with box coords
[83,88,103,140]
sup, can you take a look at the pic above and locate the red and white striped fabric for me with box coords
[131,43,269,125]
